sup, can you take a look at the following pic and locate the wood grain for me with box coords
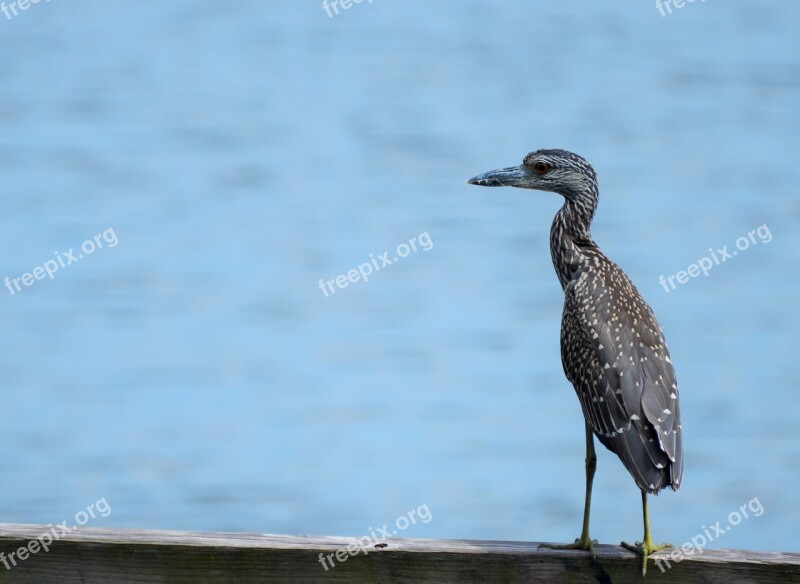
[0,523,797,583]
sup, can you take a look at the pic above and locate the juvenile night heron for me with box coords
[468,149,682,575]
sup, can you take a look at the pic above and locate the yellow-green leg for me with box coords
[542,424,598,559]
[622,491,672,576]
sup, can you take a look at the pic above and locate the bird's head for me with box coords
[468,149,598,202]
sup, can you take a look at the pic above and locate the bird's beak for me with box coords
[467,165,528,187]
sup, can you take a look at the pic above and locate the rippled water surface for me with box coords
[0,1,798,552]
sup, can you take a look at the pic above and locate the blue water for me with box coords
[0,0,798,554]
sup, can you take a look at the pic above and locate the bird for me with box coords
[467,149,682,576]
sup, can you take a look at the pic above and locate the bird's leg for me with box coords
[541,424,598,559]
[621,491,672,577]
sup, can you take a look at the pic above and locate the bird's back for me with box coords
[560,250,683,493]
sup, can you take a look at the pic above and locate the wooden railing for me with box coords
[0,523,797,583]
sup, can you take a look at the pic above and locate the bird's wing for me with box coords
[562,266,682,492]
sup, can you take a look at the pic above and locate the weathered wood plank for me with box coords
[0,523,797,583]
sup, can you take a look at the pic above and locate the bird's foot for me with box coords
[541,535,598,561]
[621,539,672,577]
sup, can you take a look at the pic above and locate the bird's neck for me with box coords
[550,198,598,289]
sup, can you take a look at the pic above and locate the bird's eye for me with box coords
[533,161,551,175]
